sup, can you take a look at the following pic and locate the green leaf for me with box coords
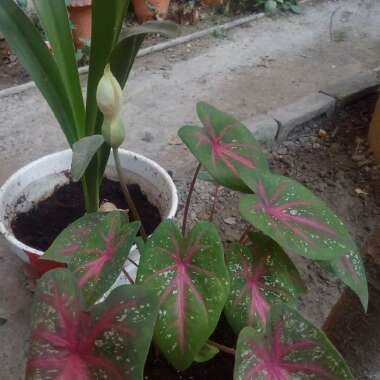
[27,268,158,379]
[43,211,140,306]
[234,304,354,380]
[71,135,105,182]
[318,255,368,311]
[225,233,304,334]
[289,4,302,14]
[194,343,219,363]
[136,220,230,370]
[85,0,129,136]
[239,171,360,261]
[0,0,77,145]
[33,0,85,139]
[178,102,269,193]
[111,20,180,89]
[265,0,278,13]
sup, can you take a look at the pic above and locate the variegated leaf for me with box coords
[318,254,368,310]
[239,171,360,261]
[136,220,230,369]
[234,304,354,380]
[27,268,158,380]
[178,102,269,192]
[43,211,140,306]
[225,233,305,334]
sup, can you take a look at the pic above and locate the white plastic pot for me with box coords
[0,149,178,286]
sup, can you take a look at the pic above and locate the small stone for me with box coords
[355,188,368,196]
[318,129,329,140]
[142,132,154,142]
[312,143,321,149]
[352,154,366,162]
[224,217,237,225]
[277,147,288,155]
[168,136,182,145]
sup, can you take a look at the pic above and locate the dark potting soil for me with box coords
[11,178,161,251]
[144,317,236,380]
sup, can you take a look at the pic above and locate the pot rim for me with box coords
[0,149,178,258]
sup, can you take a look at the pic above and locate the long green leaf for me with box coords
[85,0,129,136]
[33,0,86,139]
[111,20,180,88]
[0,0,77,144]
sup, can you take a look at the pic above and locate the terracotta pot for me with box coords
[68,0,92,48]
[132,0,170,24]
[368,95,380,162]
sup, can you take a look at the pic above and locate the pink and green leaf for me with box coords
[239,171,360,261]
[225,233,305,334]
[318,253,368,310]
[27,268,159,380]
[178,102,269,192]
[43,211,140,306]
[136,220,230,370]
[234,303,354,380]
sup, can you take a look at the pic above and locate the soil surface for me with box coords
[11,178,161,251]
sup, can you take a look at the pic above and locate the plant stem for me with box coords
[239,224,252,243]
[209,184,219,223]
[112,148,148,240]
[207,340,235,356]
[182,163,201,236]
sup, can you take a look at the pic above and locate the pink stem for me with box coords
[239,225,252,243]
[182,164,201,236]
[208,340,236,356]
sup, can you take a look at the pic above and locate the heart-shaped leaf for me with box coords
[136,220,230,369]
[225,233,305,334]
[43,211,140,306]
[178,102,269,192]
[234,304,354,380]
[239,171,359,261]
[318,254,368,310]
[26,268,158,380]
[71,135,105,182]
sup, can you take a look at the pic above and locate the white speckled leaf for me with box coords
[43,211,140,306]
[178,102,269,192]
[26,268,158,380]
[318,253,368,310]
[234,304,354,380]
[239,171,360,261]
[225,233,305,334]
[136,220,230,370]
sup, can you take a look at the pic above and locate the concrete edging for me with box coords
[247,70,380,143]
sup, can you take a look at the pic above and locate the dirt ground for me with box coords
[172,95,380,378]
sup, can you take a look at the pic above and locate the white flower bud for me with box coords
[102,118,125,148]
[96,64,122,119]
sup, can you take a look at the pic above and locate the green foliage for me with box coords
[234,304,354,380]
[27,268,158,379]
[136,220,230,369]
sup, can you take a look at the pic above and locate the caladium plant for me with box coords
[136,220,230,369]
[225,232,305,334]
[42,211,140,306]
[178,102,269,193]
[234,304,354,380]
[238,170,368,309]
[27,268,158,380]
[24,101,364,378]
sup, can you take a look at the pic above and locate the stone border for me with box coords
[247,70,380,143]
